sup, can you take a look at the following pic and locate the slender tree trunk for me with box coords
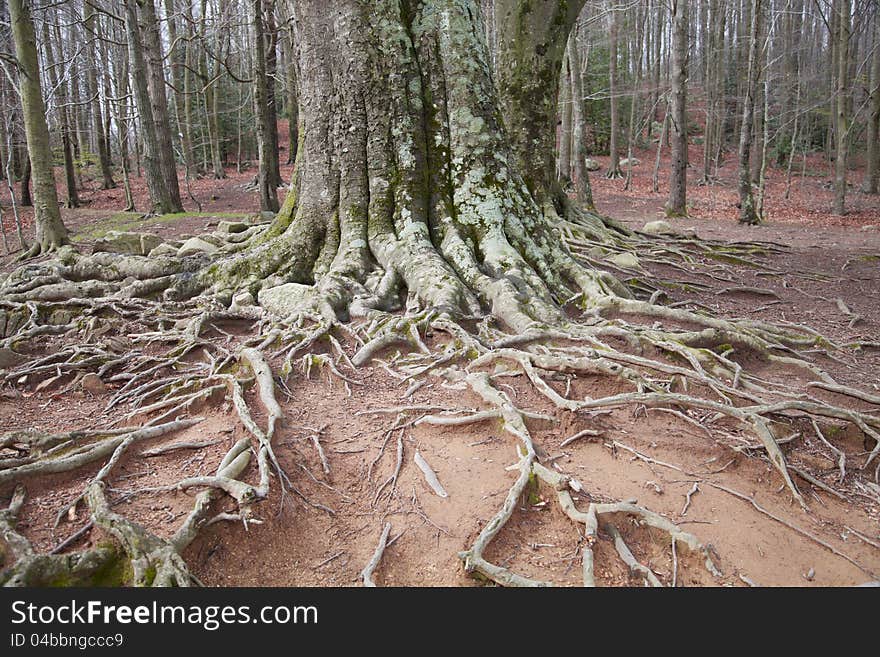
[264,0,283,187]
[737,0,762,224]
[9,0,68,253]
[624,7,647,192]
[832,0,849,215]
[253,0,279,212]
[140,0,183,211]
[651,0,663,133]
[164,0,195,180]
[666,0,688,217]
[653,100,669,193]
[42,20,80,209]
[755,34,772,221]
[20,157,32,207]
[84,4,116,189]
[568,25,595,208]
[557,48,573,186]
[861,13,880,194]
[124,0,181,213]
[285,27,300,165]
[606,3,622,179]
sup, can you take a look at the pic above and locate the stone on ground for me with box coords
[93,231,163,257]
[642,220,675,235]
[607,251,641,269]
[257,283,314,317]
[177,237,220,257]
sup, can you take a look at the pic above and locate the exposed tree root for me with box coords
[1,201,877,587]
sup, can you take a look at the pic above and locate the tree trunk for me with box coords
[832,0,849,215]
[606,3,622,179]
[737,0,762,225]
[651,0,663,133]
[493,0,587,209]
[20,157,32,207]
[568,24,595,208]
[284,26,300,166]
[253,0,279,212]
[140,0,184,212]
[264,0,283,188]
[84,4,116,190]
[124,0,182,214]
[9,0,68,254]
[198,0,629,332]
[557,47,573,186]
[42,19,80,209]
[666,0,688,217]
[861,11,879,194]
[164,0,195,180]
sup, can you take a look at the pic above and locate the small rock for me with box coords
[583,158,601,172]
[148,243,179,257]
[81,373,108,395]
[257,282,314,317]
[804,567,815,581]
[230,290,256,311]
[260,210,276,222]
[93,231,162,256]
[861,224,878,232]
[619,157,641,168]
[217,220,250,234]
[177,237,219,257]
[642,219,675,235]
[607,252,641,269]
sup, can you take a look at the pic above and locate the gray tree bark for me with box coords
[832,0,849,215]
[253,0,279,212]
[666,0,688,217]
[140,0,183,211]
[9,0,68,254]
[737,0,762,225]
[860,9,879,194]
[124,0,183,214]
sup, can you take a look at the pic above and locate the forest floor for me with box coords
[1,127,879,587]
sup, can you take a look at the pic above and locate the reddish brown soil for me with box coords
[1,123,879,587]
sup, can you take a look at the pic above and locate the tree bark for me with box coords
[606,3,622,179]
[567,24,595,208]
[264,0,283,188]
[284,24,300,166]
[163,0,194,180]
[861,10,879,194]
[124,0,183,214]
[832,0,849,215]
[737,0,762,225]
[140,0,184,211]
[557,47,573,186]
[493,0,586,207]
[42,18,80,209]
[253,0,279,212]
[84,4,116,190]
[666,0,688,217]
[198,0,629,332]
[9,0,68,253]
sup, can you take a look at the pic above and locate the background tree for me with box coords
[8,0,67,255]
[666,0,688,217]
